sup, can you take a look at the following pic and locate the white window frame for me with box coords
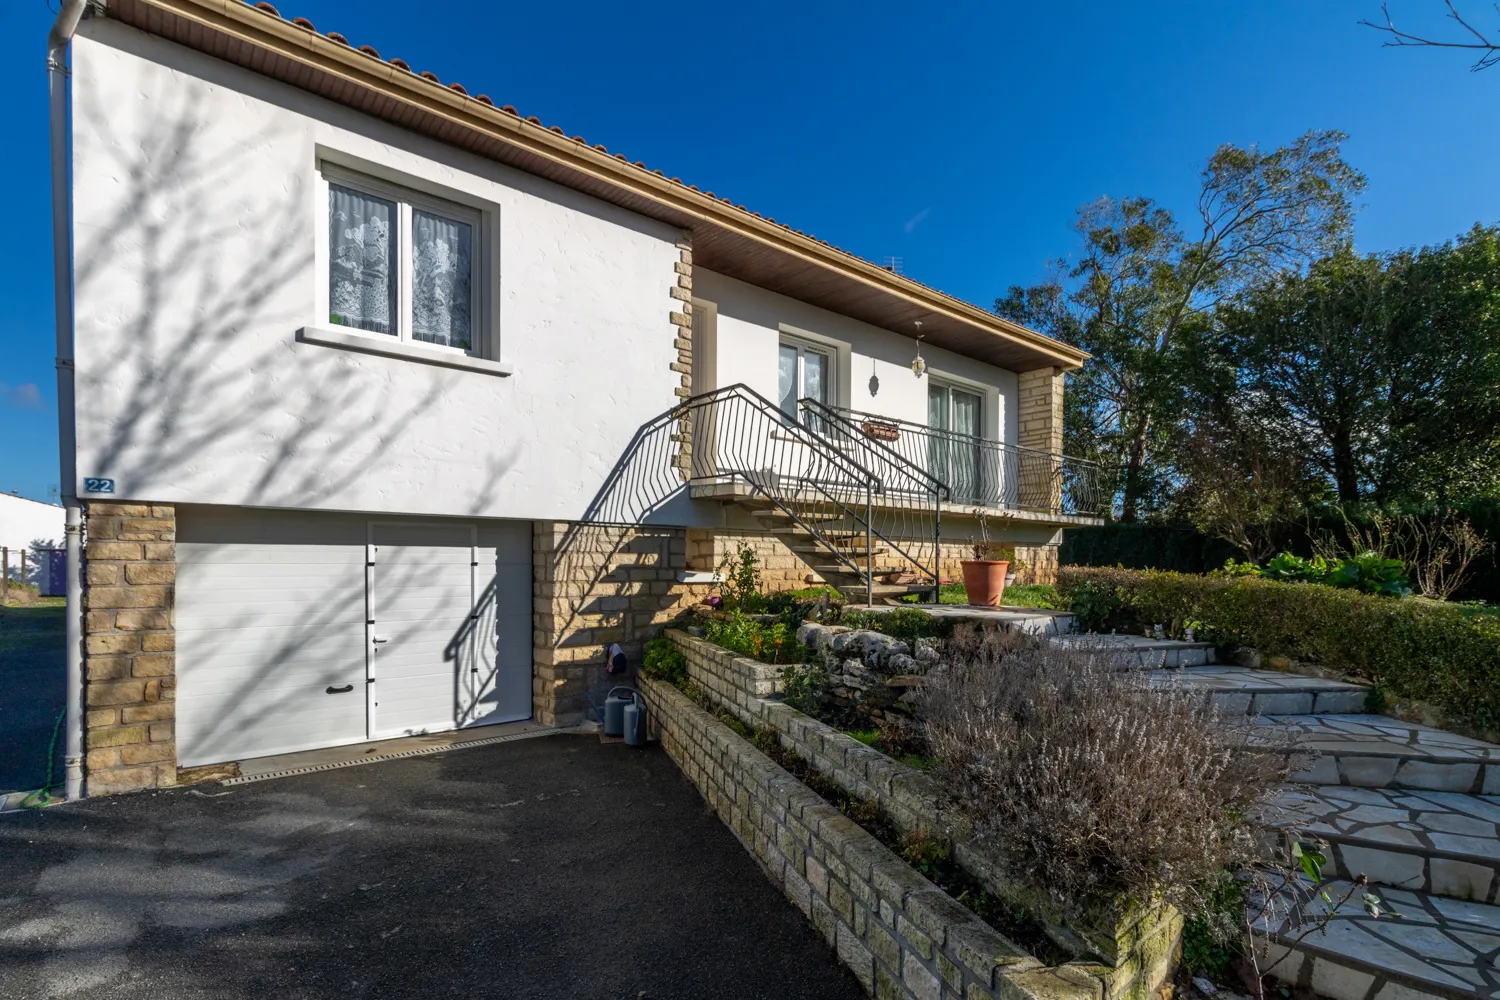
[778,335,835,418]
[321,164,484,356]
[928,377,985,440]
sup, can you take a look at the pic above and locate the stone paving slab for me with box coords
[1047,633,1215,668]
[1144,666,1372,716]
[857,603,1075,635]
[1267,715,1500,794]
[1263,878,1500,1000]
[1263,784,1500,900]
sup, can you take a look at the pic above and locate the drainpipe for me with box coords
[50,0,89,801]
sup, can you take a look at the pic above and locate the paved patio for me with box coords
[0,732,865,1000]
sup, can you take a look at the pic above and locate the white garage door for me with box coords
[176,507,532,767]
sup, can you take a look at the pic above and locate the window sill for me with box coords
[297,325,514,377]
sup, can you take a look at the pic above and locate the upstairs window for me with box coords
[778,337,833,419]
[326,170,480,353]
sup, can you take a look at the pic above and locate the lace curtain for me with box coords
[328,185,395,335]
[412,210,473,349]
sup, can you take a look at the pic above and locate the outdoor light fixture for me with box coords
[869,356,880,397]
[911,321,927,378]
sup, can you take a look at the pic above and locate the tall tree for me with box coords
[998,130,1366,520]
[1217,226,1500,506]
[1362,1,1500,71]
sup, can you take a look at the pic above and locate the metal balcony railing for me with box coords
[817,405,1107,517]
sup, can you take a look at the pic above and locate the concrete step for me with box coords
[1267,715,1500,794]
[1144,666,1372,715]
[854,603,1076,636]
[1046,633,1216,668]
[1264,784,1500,901]
[1259,877,1500,1000]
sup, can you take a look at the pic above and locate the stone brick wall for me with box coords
[1017,367,1064,455]
[532,522,712,726]
[641,674,1096,1000]
[82,502,177,795]
[935,541,1060,587]
[665,628,1181,1000]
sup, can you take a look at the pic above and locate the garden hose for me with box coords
[20,709,66,809]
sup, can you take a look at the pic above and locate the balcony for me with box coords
[809,404,1107,521]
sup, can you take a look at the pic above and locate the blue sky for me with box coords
[1,0,1496,503]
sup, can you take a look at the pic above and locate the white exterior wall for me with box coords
[695,270,1020,445]
[0,495,65,552]
[69,21,683,523]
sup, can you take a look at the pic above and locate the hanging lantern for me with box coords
[911,321,927,378]
[868,355,880,396]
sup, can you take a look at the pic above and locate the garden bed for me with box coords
[656,628,1183,1000]
[639,673,1105,1000]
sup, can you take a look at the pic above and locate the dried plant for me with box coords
[920,626,1295,920]
[1313,509,1491,600]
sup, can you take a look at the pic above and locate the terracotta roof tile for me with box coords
[225,0,1030,324]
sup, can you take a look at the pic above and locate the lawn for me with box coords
[0,604,66,794]
[909,582,1062,609]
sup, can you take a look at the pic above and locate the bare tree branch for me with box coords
[1361,1,1500,71]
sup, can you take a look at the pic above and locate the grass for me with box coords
[1,581,65,609]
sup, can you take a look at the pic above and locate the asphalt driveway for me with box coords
[0,733,865,1000]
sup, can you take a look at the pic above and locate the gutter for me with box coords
[49,0,90,801]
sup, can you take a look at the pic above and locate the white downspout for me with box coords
[50,0,89,801]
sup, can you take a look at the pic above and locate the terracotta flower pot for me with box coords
[960,559,1009,607]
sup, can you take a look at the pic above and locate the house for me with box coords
[49,0,1100,795]
[0,493,65,587]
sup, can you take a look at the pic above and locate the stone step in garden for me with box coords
[1046,632,1217,667]
[1266,715,1500,794]
[1145,666,1372,715]
[1260,880,1500,1000]
[853,603,1076,636]
[1265,784,1500,901]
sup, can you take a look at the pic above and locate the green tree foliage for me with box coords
[1217,225,1500,506]
[998,130,1365,521]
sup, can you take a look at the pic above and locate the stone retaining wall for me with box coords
[663,628,1181,1000]
[641,673,1097,1000]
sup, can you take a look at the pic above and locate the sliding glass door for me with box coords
[928,383,985,503]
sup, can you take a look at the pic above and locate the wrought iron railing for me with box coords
[822,405,1106,517]
[570,384,941,601]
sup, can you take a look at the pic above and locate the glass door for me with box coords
[927,383,984,503]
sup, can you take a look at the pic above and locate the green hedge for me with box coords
[1056,566,1500,733]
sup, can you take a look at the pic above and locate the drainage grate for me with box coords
[220,726,565,785]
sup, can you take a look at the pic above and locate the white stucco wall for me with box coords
[694,270,1020,446]
[0,495,65,554]
[69,21,684,523]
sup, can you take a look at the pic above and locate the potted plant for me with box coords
[1005,556,1027,588]
[960,509,1015,607]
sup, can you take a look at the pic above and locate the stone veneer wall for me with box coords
[81,502,178,795]
[670,237,694,476]
[641,673,1098,1000]
[663,628,1182,1000]
[532,522,714,726]
[696,529,1062,590]
[1017,367,1064,455]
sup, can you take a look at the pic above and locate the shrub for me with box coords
[703,610,806,664]
[920,627,1291,920]
[1221,551,1412,597]
[837,607,952,645]
[642,637,687,686]
[1057,565,1500,732]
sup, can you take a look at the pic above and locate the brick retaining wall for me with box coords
[663,628,1181,1000]
[641,673,1098,1000]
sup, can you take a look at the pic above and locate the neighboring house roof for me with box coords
[97,0,1089,372]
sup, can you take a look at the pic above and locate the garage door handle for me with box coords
[326,684,354,695]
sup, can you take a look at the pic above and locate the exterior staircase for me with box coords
[1151,662,1500,1000]
[740,502,936,603]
